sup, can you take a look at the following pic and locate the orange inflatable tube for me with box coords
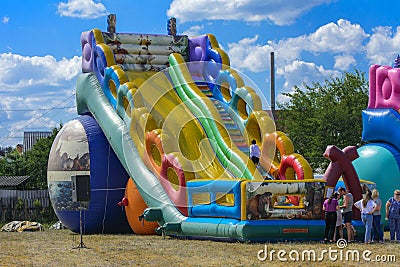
[261,131,294,179]
[145,129,164,174]
[278,153,313,180]
[124,178,158,235]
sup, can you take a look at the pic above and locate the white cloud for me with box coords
[2,16,9,24]
[227,19,367,74]
[228,35,274,72]
[9,116,54,133]
[308,19,369,53]
[277,60,339,90]
[0,91,77,147]
[0,53,81,90]
[226,21,361,103]
[334,54,356,70]
[167,0,333,25]
[57,0,107,19]
[275,60,340,103]
[366,26,400,66]
[0,53,80,146]
[182,25,205,36]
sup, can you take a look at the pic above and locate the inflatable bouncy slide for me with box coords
[351,59,400,222]
[47,17,368,241]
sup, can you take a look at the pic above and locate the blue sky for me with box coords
[1,0,400,147]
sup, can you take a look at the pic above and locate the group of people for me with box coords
[323,187,400,244]
[322,187,355,243]
[249,140,400,243]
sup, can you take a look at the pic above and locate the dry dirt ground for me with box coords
[0,229,399,266]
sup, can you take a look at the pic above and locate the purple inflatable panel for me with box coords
[188,36,208,77]
[81,31,94,73]
[368,64,400,111]
[189,36,208,61]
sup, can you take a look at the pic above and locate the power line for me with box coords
[0,94,76,144]
[0,106,76,112]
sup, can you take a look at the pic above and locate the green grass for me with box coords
[0,229,398,266]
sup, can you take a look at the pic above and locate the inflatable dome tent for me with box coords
[47,115,132,233]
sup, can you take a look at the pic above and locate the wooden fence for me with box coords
[0,189,56,222]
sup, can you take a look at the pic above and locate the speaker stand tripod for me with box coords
[73,202,88,249]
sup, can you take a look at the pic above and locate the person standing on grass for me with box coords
[333,192,343,242]
[385,189,400,241]
[371,189,384,243]
[323,192,339,243]
[249,139,260,165]
[354,190,377,244]
[338,187,354,242]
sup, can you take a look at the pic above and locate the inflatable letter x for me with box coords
[323,145,362,219]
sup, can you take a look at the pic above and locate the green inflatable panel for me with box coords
[353,144,400,227]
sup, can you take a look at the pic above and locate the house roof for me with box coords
[0,176,30,187]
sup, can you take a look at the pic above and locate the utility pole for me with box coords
[270,51,276,116]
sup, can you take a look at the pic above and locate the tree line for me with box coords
[276,70,369,171]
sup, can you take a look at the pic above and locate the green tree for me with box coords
[0,157,15,175]
[277,70,369,172]
[21,127,60,189]
[0,125,61,189]
[0,146,13,154]
[0,146,17,175]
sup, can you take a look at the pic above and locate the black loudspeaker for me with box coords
[71,175,91,202]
